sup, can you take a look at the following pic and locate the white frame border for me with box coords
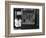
[10,5,42,33]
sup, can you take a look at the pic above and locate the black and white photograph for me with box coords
[13,8,39,30]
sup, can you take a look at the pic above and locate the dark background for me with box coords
[13,8,39,29]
